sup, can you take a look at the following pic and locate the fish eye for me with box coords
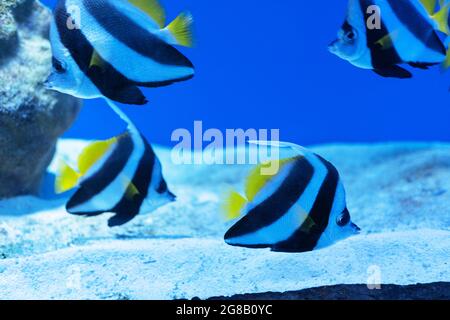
[52,57,67,74]
[344,30,356,42]
[336,209,350,227]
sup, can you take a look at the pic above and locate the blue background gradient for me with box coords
[41,0,450,146]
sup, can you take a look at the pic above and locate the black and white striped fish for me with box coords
[55,125,175,227]
[45,0,195,105]
[223,141,360,253]
[329,0,450,78]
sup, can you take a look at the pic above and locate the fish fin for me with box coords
[431,3,450,34]
[55,160,81,194]
[109,85,148,105]
[299,212,317,233]
[420,0,438,15]
[408,62,438,69]
[442,47,450,70]
[129,0,166,28]
[166,11,194,47]
[108,211,139,227]
[248,140,311,158]
[373,65,412,78]
[244,157,296,202]
[222,190,247,221]
[121,176,141,200]
[375,30,399,50]
[89,50,106,69]
[78,138,118,176]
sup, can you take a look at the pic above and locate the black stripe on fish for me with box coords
[271,156,340,253]
[54,1,192,105]
[66,132,134,214]
[385,0,447,56]
[107,135,156,227]
[82,0,194,68]
[224,156,315,242]
[360,0,402,68]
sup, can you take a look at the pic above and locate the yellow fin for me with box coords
[121,176,140,200]
[420,0,437,15]
[55,160,81,194]
[299,210,317,233]
[129,0,166,28]
[222,190,247,221]
[245,157,297,202]
[166,11,195,47]
[89,50,105,69]
[78,138,117,176]
[431,3,450,34]
[375,30,399,50]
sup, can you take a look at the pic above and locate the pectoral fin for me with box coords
[373,65,412,78]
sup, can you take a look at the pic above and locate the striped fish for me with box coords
[45,0,195,105]
[55,126,175,227]
[223,141,360,253]
[329,0,450,78]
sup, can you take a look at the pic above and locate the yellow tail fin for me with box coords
[129,0,166,28]
[166,11,194,47]
[55,161,81,194]
[222,190,247,221]
[432,3,450,34]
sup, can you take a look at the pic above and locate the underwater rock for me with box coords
[0,0,81,198]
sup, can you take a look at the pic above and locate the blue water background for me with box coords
[41,0,450,146]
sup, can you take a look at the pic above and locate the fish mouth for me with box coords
[168,191,177,202]
[328,40,339,54]
[350,222,361,234]
[43,76,54,90]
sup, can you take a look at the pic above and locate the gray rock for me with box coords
[0,0,81,198]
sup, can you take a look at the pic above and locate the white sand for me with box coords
[0,140,449,299]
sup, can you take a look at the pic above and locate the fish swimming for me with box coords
[55,125,175,227]
[329,0,450,78]
[223,141,360,253]
[45,0,195,105]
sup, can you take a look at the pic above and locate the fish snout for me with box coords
[168,191,177,202]
[350,222,361,234]
[328,40,339,54]
[43,75,54,89]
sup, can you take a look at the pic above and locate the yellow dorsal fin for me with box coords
[55,160,81,194]
[129,0,166,28]
[222,190,247,221]
[78,137,117,176]
[245,157,297,202]
[166,11,195,47]
[89,50,106,69]
[420,0,437,15]
[431,3,450,34]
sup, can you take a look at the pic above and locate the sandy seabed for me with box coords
[0,140,449,299]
